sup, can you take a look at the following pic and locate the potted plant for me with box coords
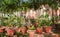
[41,18,52,33]
[20,16,27,35]
[15,26,22,37]
[37,13,52,33]
[36,18,43,34]
[42,19,52,33]
[27,25,36,37]
[41,19,52,33]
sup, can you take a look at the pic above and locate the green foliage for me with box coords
[21,0,32,11]
[37,13,52,27]
[1,14,22,26]
[0,0,58,12]
[20,16,26,27]
[0,0,20,13]
[29,25,35,30]
[39,19,52,26]
[48,0,58,10]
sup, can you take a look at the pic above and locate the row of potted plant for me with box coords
[0,13,53,37]
[0,25,52,37]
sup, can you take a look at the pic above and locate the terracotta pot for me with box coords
[45,27,51,33]
[27,30,36,37]
[6,29,14,36]
[36,27,43,34]
[0,28,3,33]
[21,27,27,34]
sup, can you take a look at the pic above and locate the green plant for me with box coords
[52,16,58,23]
[20,16,26,27]
[29,25,35,30]
[1,14,22,26]
[0,0,20,13]
[37,13,52,27]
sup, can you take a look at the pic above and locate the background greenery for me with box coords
[0,0,58,13]
[0,0,59,26]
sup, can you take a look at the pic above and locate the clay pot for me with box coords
[45,27,51,33]
[36,27,43,34]
[21,27,27,34]
[27,30,36,37]
[6,29,14,36]
[0,28,3,33]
